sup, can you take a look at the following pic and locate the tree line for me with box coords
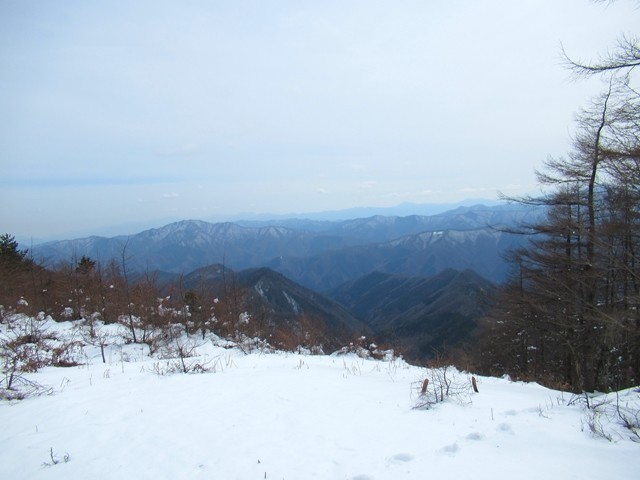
[0,234,328,354]
[471,5,640,392]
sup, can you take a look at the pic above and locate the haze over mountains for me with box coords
[27,203,542,360]
[31,203,541,286]
[22,199,505,242]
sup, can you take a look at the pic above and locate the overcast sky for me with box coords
[1,0,637,239]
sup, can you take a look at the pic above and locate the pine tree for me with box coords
[0,234,28,267]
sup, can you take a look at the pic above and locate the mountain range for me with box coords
[27,203,541,360]
[31,203,541,287]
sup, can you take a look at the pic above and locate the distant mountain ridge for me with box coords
[267,226,523,291]
[19,199,506,242]
[30,204,542,289]
[213,198,506,223]
[32,219,359,273]
[237,203,540,240]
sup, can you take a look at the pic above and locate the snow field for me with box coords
[1,319,639,480]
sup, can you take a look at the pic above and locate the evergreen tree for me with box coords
[0,233,28,267]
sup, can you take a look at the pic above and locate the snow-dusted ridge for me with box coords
[1,315,638,480]
[27,204,541,285]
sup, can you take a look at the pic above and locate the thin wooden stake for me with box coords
[471,376,479,393]
[421,378,429,395]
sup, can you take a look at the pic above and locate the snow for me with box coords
[282,291,301,314]
[1,317,639,480]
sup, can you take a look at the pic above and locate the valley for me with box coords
[21,203,540,362]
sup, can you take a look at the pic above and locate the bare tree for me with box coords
[562,34,640,79]
[562,0,639,80]
[476,81,640,391]
[119,239,138,343]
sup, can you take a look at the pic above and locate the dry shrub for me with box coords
[1,315,84,398]
[333,336,395,361]
[269,324,299,352]
[413,354,478,410]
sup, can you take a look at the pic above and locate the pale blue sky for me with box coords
[1,0,637,239]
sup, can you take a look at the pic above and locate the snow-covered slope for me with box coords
[1,318,638,480]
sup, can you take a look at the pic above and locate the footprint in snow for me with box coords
[465,432,483,441]
[352,475,374,480]
[439,442,460,456]
[498,422,513,434]
[387,453,415,464]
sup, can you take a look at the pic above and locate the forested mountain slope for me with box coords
[329,269,495,360]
